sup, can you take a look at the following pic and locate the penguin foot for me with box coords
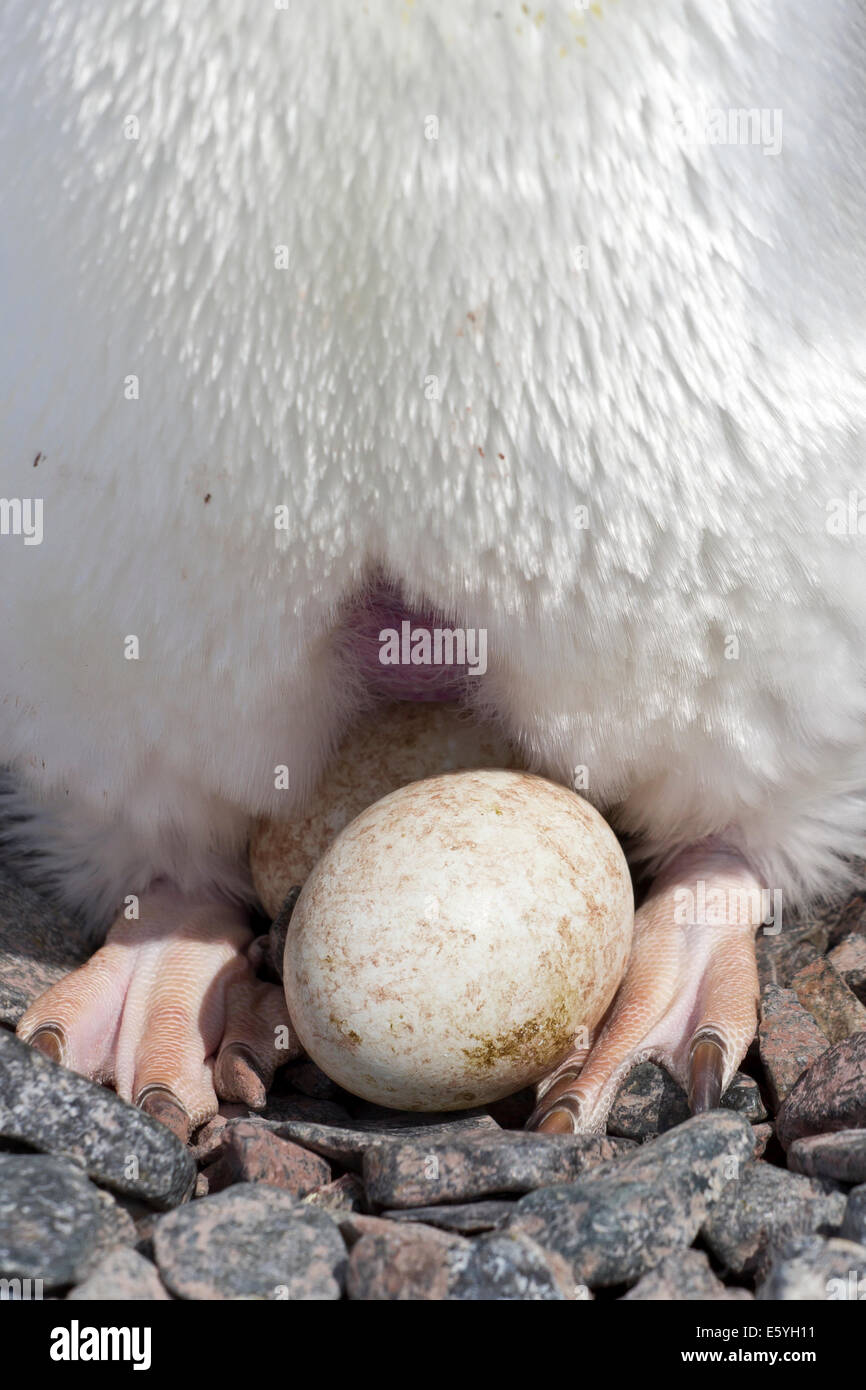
[16,883,300,1142]
[528,844,764,1134]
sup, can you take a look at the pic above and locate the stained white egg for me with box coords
[282,769,634,1110]
[250,703,517,919]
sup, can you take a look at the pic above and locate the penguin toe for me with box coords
[16,883,301,1140]
[528,843,763,1134]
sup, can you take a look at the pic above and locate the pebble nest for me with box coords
[1,864,865,1301]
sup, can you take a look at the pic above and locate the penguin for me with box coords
[2,0,865,1139]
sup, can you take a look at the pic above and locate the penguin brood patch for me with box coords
[1,0,866,1140]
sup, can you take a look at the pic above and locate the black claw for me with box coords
[688,1035,725,1113]
[526,1093,583,1133]
[136,1084,192,1143]
[26,1023,67,1065]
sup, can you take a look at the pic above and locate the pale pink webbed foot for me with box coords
[529,846,764,1134]
[16,884,300,1142]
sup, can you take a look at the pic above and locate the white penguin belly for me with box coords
[1,0,866,921]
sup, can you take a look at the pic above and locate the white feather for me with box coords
[1,0,865,926]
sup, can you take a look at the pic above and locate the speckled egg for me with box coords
[250,703,518,919]
[283,769,634,1110]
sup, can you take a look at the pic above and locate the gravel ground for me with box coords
[1,865,865,1301]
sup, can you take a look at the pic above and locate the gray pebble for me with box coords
[444,1230,581,1301]
[757,1234,866,1300]
[840,1185,866,1244]
[347,1221,578,1300]
[701,1160,847,1276]
[66,1245,170,1300]
[382,1200,516,1234]
[0,1030,195,1208]
[0,1153,134,1289]
[257,1094,353,1127]
[279,1057,348,1102]
[608,1061,765,1140]
[364,1130,632,1209]
[0,868,91,1027]
[153,1185,347,1299]
[267,1108,499,1171]
[506,1110,754,1287]
[622,1249,753,1301]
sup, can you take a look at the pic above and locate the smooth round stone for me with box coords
[251,704,517,918]
[283,769,633,1111]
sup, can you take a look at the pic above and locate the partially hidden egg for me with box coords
[283,768,634,1111]
[250,703,518,919]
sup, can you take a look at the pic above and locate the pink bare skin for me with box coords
[16,884,300,1143]
[529,845,763,1133]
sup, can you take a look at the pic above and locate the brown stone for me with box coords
[303,1172,365,1214]
[346,1221,577,1300]
[787,1130,866,1184]
[791,956,866,1044]
[828,933,866,1004]
[622,1249,752,1301]
[363,1130,632,1209]
[258,1094,352,1127]
[347,1221,463,1299]
[194,1094,352,1139]
[203,1119,331,1197]
[841,1186,866,1244]
[756,928,823,991]
[267,1108,499,1171]
[337,1212,400,1247]
[819,884,866,947]
[776,1033,866,1148]
[758,984,829,1109]
[751,1123,774,1159]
